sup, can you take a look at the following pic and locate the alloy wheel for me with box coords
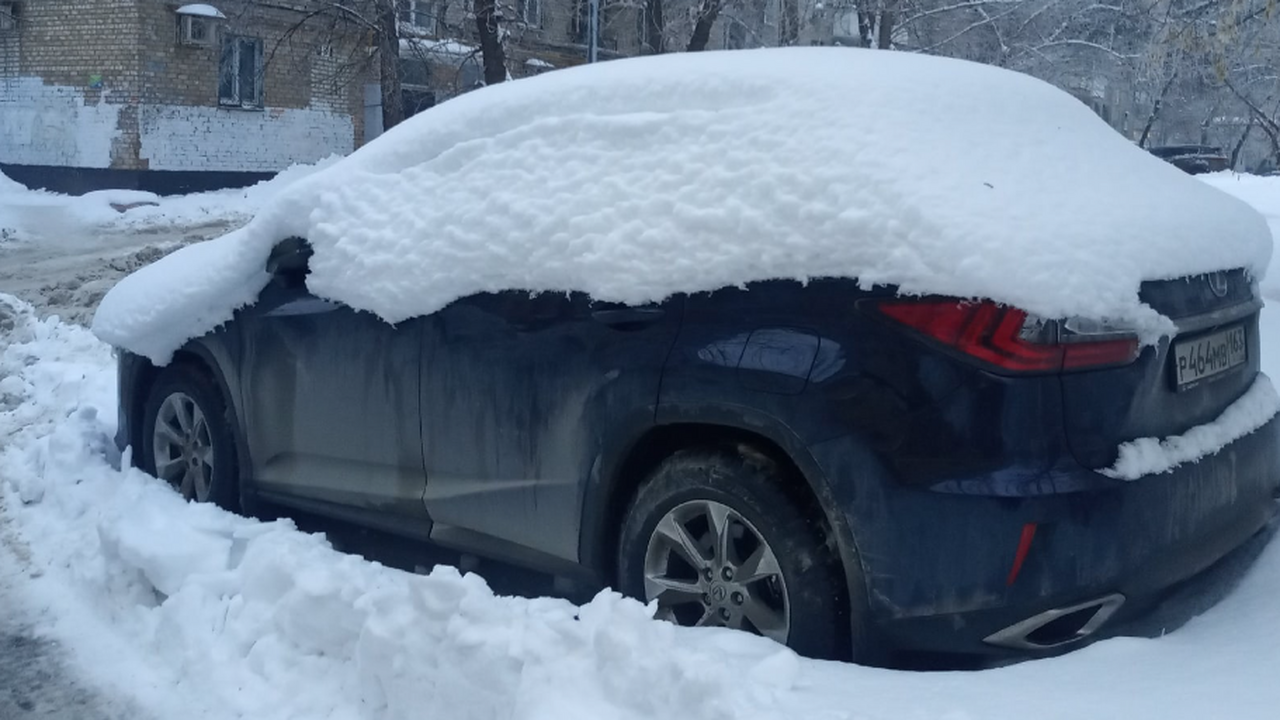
[642,498,791,643]
[151,391,215,502]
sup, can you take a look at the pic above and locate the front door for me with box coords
[238,279,427,521]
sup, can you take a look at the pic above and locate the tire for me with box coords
[617,446,861,661]
[139,362,240,510]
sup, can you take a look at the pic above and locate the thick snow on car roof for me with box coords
[92,47,1271,363]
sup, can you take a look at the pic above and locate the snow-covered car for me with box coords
[93,48,1280,664]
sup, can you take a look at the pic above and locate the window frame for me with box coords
[518,0,541,28]
[0,2,19,32]
[397,0,440,31]
[218,34,264,109]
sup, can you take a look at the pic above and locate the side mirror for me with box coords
[266,237,313,282]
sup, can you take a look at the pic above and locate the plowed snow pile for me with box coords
[0,159,339,245]
[93,47,1270,363]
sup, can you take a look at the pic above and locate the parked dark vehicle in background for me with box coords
[113,238,1280,664]
[1148,145,1231,175]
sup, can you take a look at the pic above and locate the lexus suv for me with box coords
[112,241,1280,663]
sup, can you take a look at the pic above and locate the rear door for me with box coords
[418,291,683,565]
[1060,268,1262,469]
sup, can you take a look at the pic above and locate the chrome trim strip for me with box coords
[1174,298,1264,335]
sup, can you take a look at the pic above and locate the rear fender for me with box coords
[584,401,874,640]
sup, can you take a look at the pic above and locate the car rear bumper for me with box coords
[811,414,1280,657]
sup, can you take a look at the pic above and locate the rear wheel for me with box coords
[617,447,854,660]
[140,363,239,509]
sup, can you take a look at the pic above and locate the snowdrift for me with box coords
[0,158,339,245]
[92,47,1271,363]
[1201,172,1280,299]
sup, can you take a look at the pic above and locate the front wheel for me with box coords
[617,447,855,660]
[139,363,239,509]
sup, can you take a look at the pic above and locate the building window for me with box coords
[219,35,263,108]
[0,3,19,32]
[518,0,541,27]
[397,0,439,30]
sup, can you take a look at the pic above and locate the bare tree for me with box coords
[644,0,667,51]
[377,1,406,129]
[251,0,515,132]
[687,0,727,50]
[1137,68,1179,148]
[475,0,508,83]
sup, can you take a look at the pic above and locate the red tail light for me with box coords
[877,299,1139,373]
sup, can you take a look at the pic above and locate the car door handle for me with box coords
[590,307,665,328]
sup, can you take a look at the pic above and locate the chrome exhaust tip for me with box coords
[984,593,1125,651]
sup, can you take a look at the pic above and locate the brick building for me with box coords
[0,0,797,193]
[0,1,367,193]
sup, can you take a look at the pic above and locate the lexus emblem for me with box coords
[1208,272,1229,298]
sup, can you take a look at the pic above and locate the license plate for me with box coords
[1173,325,1247,390]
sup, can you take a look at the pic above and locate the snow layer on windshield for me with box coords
[92,47,1271,363]
[1104,374,1280,480]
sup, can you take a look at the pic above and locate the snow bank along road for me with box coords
[2,172,1280,720]
[1,490,148,720]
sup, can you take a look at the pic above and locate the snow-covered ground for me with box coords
[0,488,148,720]
[1,169,1280,719]
[0,159,338,245]
[0,160,337,325]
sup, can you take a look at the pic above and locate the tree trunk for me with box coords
[1198,102,1219,146]
[1230,121,1253,170]
[876,2,898,49]
[645,0,664,53]
[686,0,723,52]
[857,11,874,47]
[475,0,506,85]
[780,0,799,46]
[1137,71,1178,149]
[377,1,404,132]
[1263,126,1280,170]
[1224,77,1280,169]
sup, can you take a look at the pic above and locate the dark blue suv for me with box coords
[113,241,1280,663]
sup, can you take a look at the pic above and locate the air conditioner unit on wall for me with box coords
[175,4,226,47]
[179,15,213,45]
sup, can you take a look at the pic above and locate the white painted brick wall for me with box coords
[139,103,354,172]
[0,76,354,173]
[0,77,122,168]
